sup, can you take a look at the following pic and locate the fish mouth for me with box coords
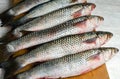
[98,16,104,21]
[96,31,113,39]
[91,3,96,11]
[106,32,113,39]
[88,16,104,27]
[96,31,113,46]
[103,47,119,61]
[111,48,119,55]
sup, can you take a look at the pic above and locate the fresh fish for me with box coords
[8,0,87,26]
[6,15,103,53]
[11,31,112,68]
[2,31,113,72]
[16,47,119,79]
[8,0,51,16]
[12,3,96,37]
[0,0,50,24]
[0,0,88,39]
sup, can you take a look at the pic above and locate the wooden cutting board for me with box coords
[12,0,110,79]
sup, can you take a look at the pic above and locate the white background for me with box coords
[0,0,120,79]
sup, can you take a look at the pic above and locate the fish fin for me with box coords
[72,10,82,18]
[12,49,28,58]
[0,59,22,79]
[83,37,97,44]
[14,62,42,76]
[15,30,32,37]
[0,61,13,78]
[86,53,101,62]
[9,16,35,28]
[0,61,10,69]
[0,0,26,27]
[0,44,11,62]
[12,0,25,6]
[0,31,16,44]
[13,29,31,37]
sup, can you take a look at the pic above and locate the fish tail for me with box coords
[0,44,12,62]
[9,15,35,27]
[0,44,17,62]
[0,60,22,79]
[0,61,10,70]
[0,61,12,79]
[0,10,14,26]
[0,32,13,44]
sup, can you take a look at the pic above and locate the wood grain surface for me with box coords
[12,0,110,79]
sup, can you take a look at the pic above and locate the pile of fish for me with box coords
[0,0,119,79]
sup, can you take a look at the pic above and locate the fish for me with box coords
[15,47,119,79]
[7,0,87,26]
[6,15,103,53]
[9,31,112,67]
[12,3,96,37]
[0,0,50,25]
[0,0,88,40]
[0,31,113,78]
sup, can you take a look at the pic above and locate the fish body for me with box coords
[11,0,87,26]
[8,0,51,16]
[9,31,112,68]
[25,0,87,19]
[16,47,119,79]
[0,0,50,25]
[13,3,96,37]
[0,0,87,39]
[6,15,103,53]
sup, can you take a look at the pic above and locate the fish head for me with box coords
[95,31,113,46]
[80,31,113,49]
[87,16,104,28]
[85,48,119,70]
[101,48,119,61]
[74,16,104,33]
[72,3,96,18]
[81,3,96,15]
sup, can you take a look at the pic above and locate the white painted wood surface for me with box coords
[0,0,120,79]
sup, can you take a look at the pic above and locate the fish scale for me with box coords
[13,31,112,68]
[13,3,95,37]
[0,0,51,25]
[7,0,51,16]
[16,48,119,79]
[6,15,103,53]
[12,0,87,26]
[1,0,87,36]
[27,0,87,18]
